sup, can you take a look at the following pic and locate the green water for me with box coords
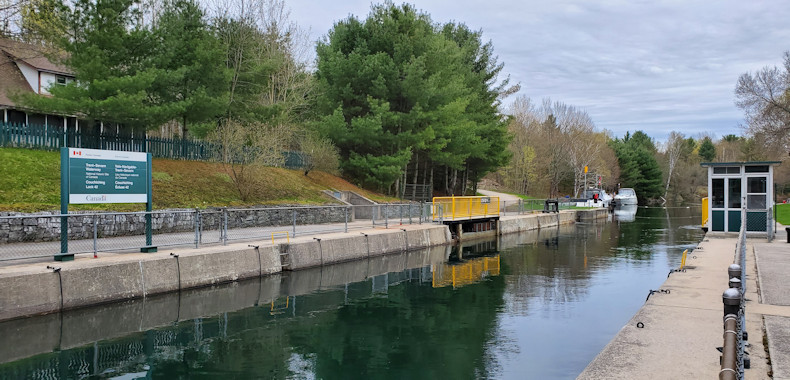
[0,207,703,379]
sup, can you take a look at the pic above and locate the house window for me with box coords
[55,75,72,85]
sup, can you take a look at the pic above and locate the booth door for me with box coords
[711,178,741,232]
[746,176,768,232]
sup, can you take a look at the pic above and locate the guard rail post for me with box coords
[222,208,228,245]
[193,208,200,249]
[92,214,98,258]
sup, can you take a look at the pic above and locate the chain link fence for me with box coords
[499,199,574,216]
[0,203,431,261]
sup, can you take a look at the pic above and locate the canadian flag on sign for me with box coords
[73,151,82,156]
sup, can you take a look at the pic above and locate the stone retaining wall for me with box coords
[0,206,348,244]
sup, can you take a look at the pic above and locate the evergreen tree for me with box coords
[150,0,229,137]
[315,3,512,192]
[19,0,173,129]
[611,131,663,201]
[18,0,228,134]
[698,137,716,161]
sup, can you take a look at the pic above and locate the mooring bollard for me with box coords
[728,277,741,290]
[728,264,742,281]
[723,287,741,316]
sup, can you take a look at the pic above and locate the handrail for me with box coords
[720,204,748,379]
[431,196,500,221]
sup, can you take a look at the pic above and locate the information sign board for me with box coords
[66,148,148,204]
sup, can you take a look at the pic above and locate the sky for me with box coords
[287,0,790,142]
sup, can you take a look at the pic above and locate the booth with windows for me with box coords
[702,161,780,234]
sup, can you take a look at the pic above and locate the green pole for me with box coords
[58,147,73,261]
[145,153,153,247]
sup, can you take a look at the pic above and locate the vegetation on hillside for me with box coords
[0,148,389,212]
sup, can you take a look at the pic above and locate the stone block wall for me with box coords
[0,205,350,244]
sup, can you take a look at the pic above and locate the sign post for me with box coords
[59,148,153,261]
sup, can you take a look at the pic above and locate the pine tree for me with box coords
[698,137,716,161]
[150,0,229,137]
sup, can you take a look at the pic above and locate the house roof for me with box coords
[0,50,34,108]
[0,38,72,76]
[700,161,782,167]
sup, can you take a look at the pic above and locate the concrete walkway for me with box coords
[579,228,790,379]
[754,228,790,380]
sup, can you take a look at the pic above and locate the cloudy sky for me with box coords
[288,0,790,141]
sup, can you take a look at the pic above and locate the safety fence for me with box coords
[0,203,429,261]
[0,121,309,168]
[431,197,578,222]
[499,199,576,215]
[720,207,748,380]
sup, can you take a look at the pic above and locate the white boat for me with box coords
[575,188,612,208]
[614,188,638,206]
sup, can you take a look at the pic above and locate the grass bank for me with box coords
[776,203,790,225]
[0,148,389,212]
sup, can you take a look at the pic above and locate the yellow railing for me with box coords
[432,196,500,221]
[701,197,709,227]
[431,256,501,288]
[271,231,290,245]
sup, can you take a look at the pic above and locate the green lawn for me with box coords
[776,203,790,225]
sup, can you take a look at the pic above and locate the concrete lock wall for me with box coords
[176,247,263,289]
[0,275,284,363]
[60,261,145,309]
[0,270,61,321]
[0,243,284,321]
[282,225,451,271]
[1,214,604,322]
[499,215,540,234]
[576,209,608,221]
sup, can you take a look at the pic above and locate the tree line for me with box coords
[2,0,788,202]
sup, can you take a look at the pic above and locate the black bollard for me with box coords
[727,264,741,281]
[722,288,741,317]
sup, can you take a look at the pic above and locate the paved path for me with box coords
[477,189,538,214]
[754,227,790,379]
[0,219,420,266]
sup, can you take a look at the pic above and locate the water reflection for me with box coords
[613,204,638,222]
[0,207,703,379]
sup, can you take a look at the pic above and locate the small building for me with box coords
[701,161,781,234]
[0,38,78,128]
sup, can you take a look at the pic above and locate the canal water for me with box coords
[0,207,703,379]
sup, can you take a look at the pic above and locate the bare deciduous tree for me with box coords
[210,119,291,200]
[662,131,684,199]
[499,96,613,198]
[735,51,790,151]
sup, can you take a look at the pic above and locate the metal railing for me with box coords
[720,206,748,380]
[0,121,309,168]
[431,196,501,221]
[0,203,428,261]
